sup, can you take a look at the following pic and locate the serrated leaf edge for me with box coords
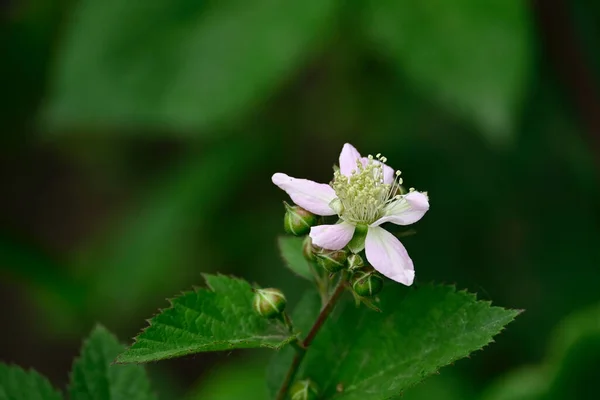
[116,273,297,364]
[329,287,521,399]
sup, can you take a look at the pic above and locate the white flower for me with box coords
[272,143,429,286]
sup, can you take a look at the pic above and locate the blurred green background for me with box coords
[1,0,600,399]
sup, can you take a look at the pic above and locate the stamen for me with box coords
[331,152,405,224]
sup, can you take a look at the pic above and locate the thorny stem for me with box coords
[275,277,347,400]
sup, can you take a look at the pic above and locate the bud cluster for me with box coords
[303,235,354,275]
[279,201,385,304]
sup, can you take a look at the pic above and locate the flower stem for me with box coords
[275,278,347,400]
[303,279,346,347]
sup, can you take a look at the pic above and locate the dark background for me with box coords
[1,0,599,399]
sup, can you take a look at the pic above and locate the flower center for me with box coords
[331,154,403,224]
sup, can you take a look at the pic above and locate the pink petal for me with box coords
[360,157,395,185]
[310,222,355,250]
[365,226,414,286]
[371,191,429,227]
[339,143,362,177]
[382,164,395,185]
[272,173,337,216]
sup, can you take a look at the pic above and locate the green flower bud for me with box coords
[315,249,348,273]
[284,203,317,236]
[347,254,364,270]
[302,236,319,262]
[289,379,319,400]
[253,288,286,318]
[351,271,384,297]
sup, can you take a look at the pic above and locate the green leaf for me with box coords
[0,364,63,400]
[278,236,314,281]
[117,274,297,363]
[268,285,519,400]
[346,225,367,254]
[69,325,155,400]
[44,0,338,133]
[364,0,531,141]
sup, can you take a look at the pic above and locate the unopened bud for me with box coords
[347,254,364,270]
[351,271,384,297]
[315,249,347,273]
[289,379,319,400]
[302,236,319,262]
[253,288,286,318]
[284,203,317,236]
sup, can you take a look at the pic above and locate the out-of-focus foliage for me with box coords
[402,371,475,400]
[44,0,339,133]
[185,357,269,400]
[483,303,600,400]
[69,326,155,400]
[0,364,63,400]
[364,0,532,141]
[0,326,155,400]
[76,141,268,323]
[1,0,600,398]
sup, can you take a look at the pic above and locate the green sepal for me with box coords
[347,224,368,254]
